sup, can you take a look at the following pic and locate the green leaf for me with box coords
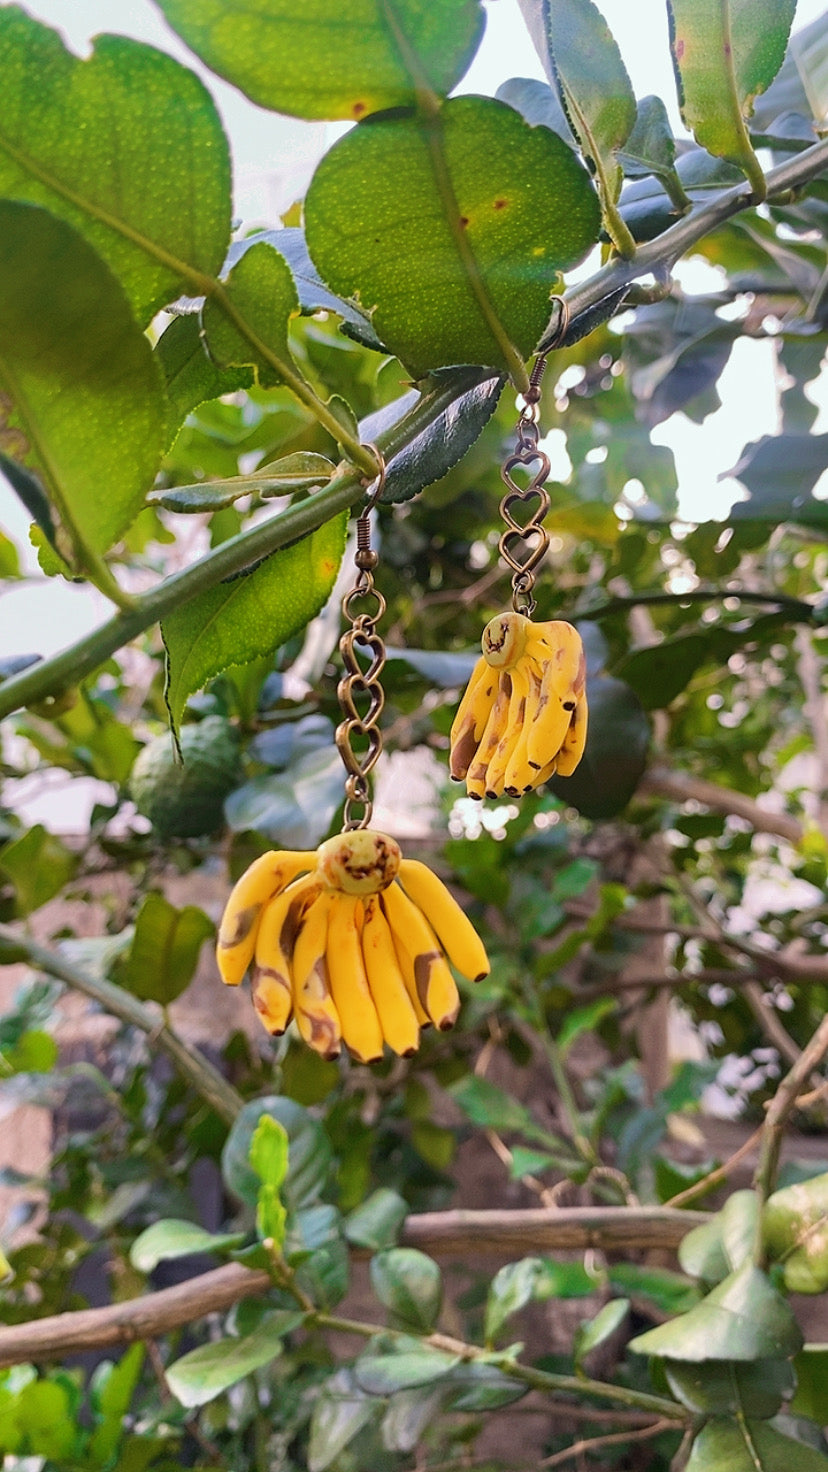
[114,893,214,1005]
[305,96,599,379]
[519,0,636,203]
[721,1190,760,1271]
[618,95,689,208]
[155,313,253,451]
[444,1361,527,1412]
[250,1115,289,1248]
[557,997,615,1054]
[549,675,650,819]
[667,0,796,181]
[0,201,165,564]
[156,0,484,120]
[222,1096,331,1213]
[607,1262,699,1316]
[679,1215,731,1286]
[752,11,828,131]
[764,1172,828,1294]
[88,1345,145,1467]
[449,1075,566,1153]
[0,824,78,917]
[629,1261,802,1363]
[370,1249,442,1333]
[287,1204,349,1309]
[361,368,504,506]
[686,1416,828,1472]
[0,9,231,323]
[130,1219,247,1273]
[0,1029,58,1076]
[574,1299,629,1371]
[203,243,301,389]
[485,1258,545,1345]
[355,1347,460,1396]
[729,434,828,529]
[792,1346,828,1424]
[308,1369,378,1472]
[12,1380,79,1461]
[150,454,337,513]
[166,1313,302,1408]
[665,1358,795,1419]
[345,1189,408,1251]
[162,512,347,734]
[382,1384,448,1453]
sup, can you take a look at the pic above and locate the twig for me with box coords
[741,980,807,1073]
[0,924,243,1127]
[0,1206,707,1368]
[754,1013,828,1240]
[540,1418,676,1467]
[664,1126,764,1210]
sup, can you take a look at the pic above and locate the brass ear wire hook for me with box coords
[336,447,388,831]
[498,299,570,615]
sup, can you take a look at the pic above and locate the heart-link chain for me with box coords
[336,449,387,831]
[498,302,569,615]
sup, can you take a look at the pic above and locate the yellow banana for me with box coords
[554,692,588,777]
[382,881,460,1031]
[362,895,421,1057]
[449,657,498,781]
[465,674,511,800]
[216,849,315,986]
[397,859,489,982]
[526,622,586,773]
[484,661,532,798]
[291,889,342,1060]
[503,662,543,795]
[249,874,316,1035]
[325,893,385,1063]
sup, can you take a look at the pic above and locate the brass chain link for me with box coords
[498,299,570,616]
[335,448,387,831]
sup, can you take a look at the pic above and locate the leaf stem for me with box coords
[313,1310,687,1420]
[582,586,816,623]
[0,924,244,1127]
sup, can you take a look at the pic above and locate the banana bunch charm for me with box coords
[450,611,587,800]
[217,829,489,1063]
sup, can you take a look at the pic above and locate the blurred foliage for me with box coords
[2,0,828,1468]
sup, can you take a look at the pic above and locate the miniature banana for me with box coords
[361,895,421,1057]
[326,893,384,1063]
[217,849,316,986]
[450,612,587,799]
[250,873,318,1035]
[291,888,342,1060]
[216,828,489,1061]
[397,859,489,982]
[382,881,460,1031]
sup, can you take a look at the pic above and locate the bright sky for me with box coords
[1,0,827,668]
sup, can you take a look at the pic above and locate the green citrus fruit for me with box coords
[129,716,241,838]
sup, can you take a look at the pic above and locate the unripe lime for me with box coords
[129,716,241,839]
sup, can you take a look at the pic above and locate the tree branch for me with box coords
[638,766,805,845]
[0,1206,705,1368]
[753,1012,828,1249]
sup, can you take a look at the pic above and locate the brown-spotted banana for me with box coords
[215,829,489,1061]
[450,612,587,799]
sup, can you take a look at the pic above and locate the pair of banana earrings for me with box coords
[217,347,587,1064]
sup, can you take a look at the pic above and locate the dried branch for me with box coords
[0,1206,706,1369]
